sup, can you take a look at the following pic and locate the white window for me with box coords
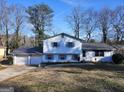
[46,54,54,60]
[66,42,74,48]
[59,54,66,60]
[72,54,79,60]
[51,42,59,47]
[95,51,104,57]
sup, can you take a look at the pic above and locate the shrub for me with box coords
[112,54,124,64]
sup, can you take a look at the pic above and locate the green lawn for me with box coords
[0,64,124,92]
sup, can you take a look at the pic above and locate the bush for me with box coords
[112,54,124,64]
[8,57,13,65]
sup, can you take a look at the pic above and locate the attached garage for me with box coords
[12,47,42,65]
[14,56,28,65]
[30,56,42,65]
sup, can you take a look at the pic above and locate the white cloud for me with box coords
[59,0,124,8]
[60,0,83,6]
[59,0,95,8]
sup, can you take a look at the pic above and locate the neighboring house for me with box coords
[0,38,6,60]
[12,33,114,65]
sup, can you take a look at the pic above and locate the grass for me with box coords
[0,65,6,70]
[0,64,124,92]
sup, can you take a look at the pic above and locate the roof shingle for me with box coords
[12,47,42,55]
[82,43,114,50]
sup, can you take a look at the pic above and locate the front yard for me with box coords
[0,64,124,92]
[0,65,6,70]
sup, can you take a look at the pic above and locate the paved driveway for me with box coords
[0,65,36,82]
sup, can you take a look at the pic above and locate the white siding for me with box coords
[30,56,42,65]
[43,35,82,54]
[13,33,114,65]
[42,54,79,63]
[42,55,58,63]
[81,51,113,62]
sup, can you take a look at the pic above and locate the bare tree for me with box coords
[82,9,97,42]
[0,1,3,32]
[66,6,83,38]
[12,5,25,48]
[98,7,112,43]
[111,6,124,44]
[0,0,13,55]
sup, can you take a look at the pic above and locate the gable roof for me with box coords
[82,43,114,50]
[43,33,85,42]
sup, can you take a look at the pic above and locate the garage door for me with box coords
[30,56,42,65]
[14,56,28,65]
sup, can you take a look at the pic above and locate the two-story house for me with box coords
[12,33,114,65]
[42,33,82,63]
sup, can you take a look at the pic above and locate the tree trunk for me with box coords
[103,34,107,43]
[102,27,108,43]
[116,32,120,44]
[15,26,19,48]
[87,33,91,42]
[75,23,80,38]
[5,25,9,56]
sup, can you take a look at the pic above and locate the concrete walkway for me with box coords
[0,65,36,82]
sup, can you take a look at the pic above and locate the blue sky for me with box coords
[8,0,124,39]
